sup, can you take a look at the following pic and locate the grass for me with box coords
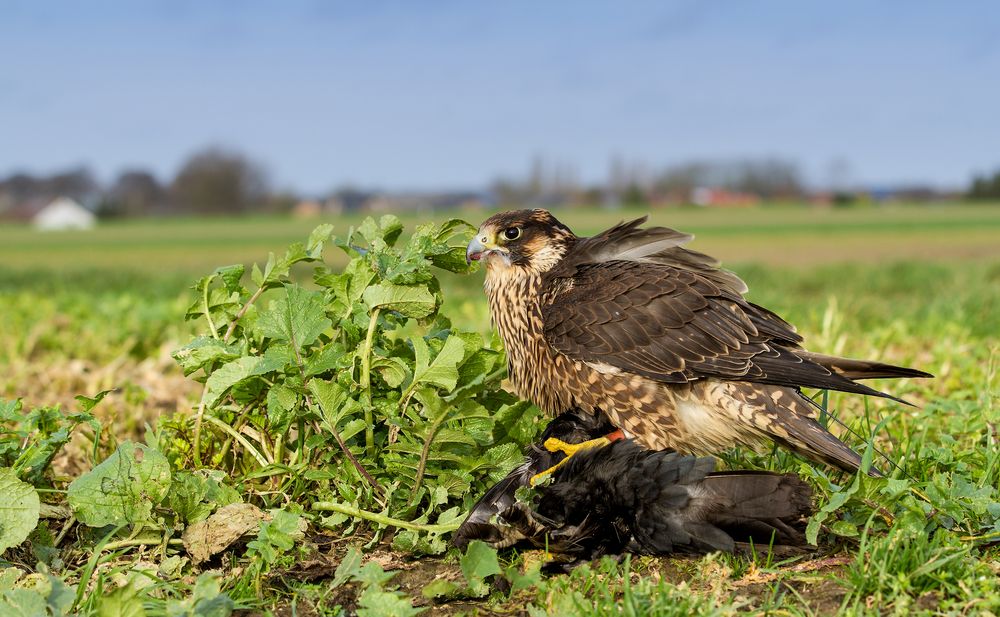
[1,203,999,616]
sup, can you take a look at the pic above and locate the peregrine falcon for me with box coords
[466,209,931,474]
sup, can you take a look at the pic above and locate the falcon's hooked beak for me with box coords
[466,231,511,266]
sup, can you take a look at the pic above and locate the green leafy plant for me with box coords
[67,441,172,530]
[0,395,103,486]
[0,395,104,559]
[170,217,539,551]
[328,546,424,617]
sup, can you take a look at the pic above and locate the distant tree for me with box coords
[654,162,711,200]
[330,187,373,211]
[967,170,1000,201]
[578,186,605,207]
[0,167,100,210]
[46,167,99,202]
[654,159,803,201]
[489,178,519,206]
[734,159,803,199]
[102,170,163,217]
[170,147,269,214]
[0,173,43,202]
[622,183,648,206]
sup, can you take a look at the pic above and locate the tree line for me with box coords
[0,147,290,218]
[3,147,998,218]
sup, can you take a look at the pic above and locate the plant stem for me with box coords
[307,398,382,497]
[223,285,266,343]
[192,401,206,467]
[408,415,446,506]
[102,537,184,553]
[360,307,380,454]
[204,276,219,339]
[204,414,270,467]
[273,431,286,467]
[213,399,260,465]
[312,501,461,534]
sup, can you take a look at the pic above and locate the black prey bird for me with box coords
[454,411,814,561]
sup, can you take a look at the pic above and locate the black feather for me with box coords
[454,411,814,559]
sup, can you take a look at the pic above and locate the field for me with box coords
[1,204,999,615]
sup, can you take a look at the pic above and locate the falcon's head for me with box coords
[467,209,576,273]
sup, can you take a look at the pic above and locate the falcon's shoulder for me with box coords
[540,258,782,383]
[534,217,916,399]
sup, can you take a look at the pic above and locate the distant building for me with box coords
[292,199,323,219]
[33,197,96,230]
[691,187,761,207]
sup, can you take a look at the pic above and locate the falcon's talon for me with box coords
[529,436,612,486]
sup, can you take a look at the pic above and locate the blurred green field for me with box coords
[2,204,999,615]
[2,203,998,434]
[2,204,1000,273]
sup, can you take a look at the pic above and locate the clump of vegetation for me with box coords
[0,218,542,614]
[171,215,536,550]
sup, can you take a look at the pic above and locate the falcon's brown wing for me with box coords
[540,258,907,401]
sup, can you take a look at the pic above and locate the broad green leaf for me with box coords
[0,469,39,553]
[428,247,472,273]
[168,470,241,525]
[409,335,466,393]
[478,443,524,483]
[0,399,23,420]
[436,506,464,527]
[309,380,356,426]
[307,224,334,256]
[256,285,332,351]
[331,546,363,588]
[202,354,285,407]
[421,578,460,600]
[460,540,501,597]
[363,284,436,318]
[67,442,171,528]
[455,348,500,391]
[805,472,861,545]
[213,264,245,293]
[432,218,476,243]
[0,589,47,617]
[266,385,298,432]
[96,582,146,617]
[172,337,242,376]
[353,561,397,589]
[0,567,21,590]
[74,390,113,414]
[357,215,403,247]
[357,587,423,617]
[251,262,265,288]
[246,510,302,565]
[305,344,349,377]
[828,520,860,538]
[0,571,73,616]
[371,356,411,388]
[165,572,234,617]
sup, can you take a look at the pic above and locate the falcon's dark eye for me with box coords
[503,227,522,241]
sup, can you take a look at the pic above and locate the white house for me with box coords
[33,197,96,231]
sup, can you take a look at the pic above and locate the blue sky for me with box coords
[2,1,999,193]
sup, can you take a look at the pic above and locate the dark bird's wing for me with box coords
[456,438,813,557]
[536,442,813,555]
[454,411,813,559]
[541,220,930,402]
